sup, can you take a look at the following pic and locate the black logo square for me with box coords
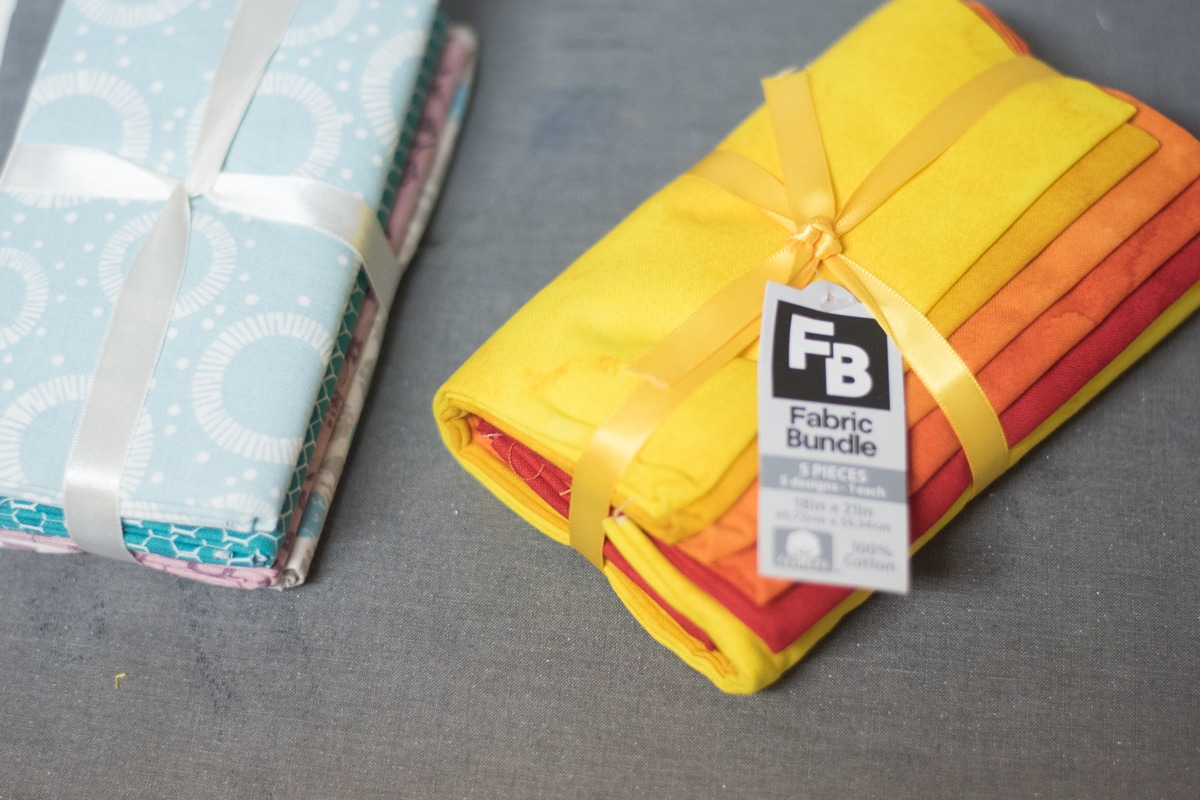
[771,301,890,410]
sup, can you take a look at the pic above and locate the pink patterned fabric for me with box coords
[387,26,475,245]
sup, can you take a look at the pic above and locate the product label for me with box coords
[757,281,910,594]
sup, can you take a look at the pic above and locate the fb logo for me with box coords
[771,301,890,409]
[788,315,873,399]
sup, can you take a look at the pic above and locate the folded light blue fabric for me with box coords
[0,0,444,566]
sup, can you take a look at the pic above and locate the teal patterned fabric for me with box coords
[379,13,448,227]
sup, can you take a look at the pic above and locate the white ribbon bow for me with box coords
[0,0,402,561]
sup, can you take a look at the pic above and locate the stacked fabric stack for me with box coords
[0,1,476,589]
[435,0,1200,693]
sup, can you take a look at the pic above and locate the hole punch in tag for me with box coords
[757,280,910,594]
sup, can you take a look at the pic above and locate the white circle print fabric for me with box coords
[72,0,196,29]
[0,249,49,352]
[98,211,238,318]
[0,375,154,505]
[192,312,334,466]
[12,70,153,207]
[281,0,361,48]
[0,0,442,534]
[24,70,153,161]
[362,28,429,147]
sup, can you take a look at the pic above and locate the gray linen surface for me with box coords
[1,1,1197,798]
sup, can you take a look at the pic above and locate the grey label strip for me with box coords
[761,456,907,504]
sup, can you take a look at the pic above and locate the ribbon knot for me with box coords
[793,216,842,264]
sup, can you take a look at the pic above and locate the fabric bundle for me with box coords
[0,2,476,589]
[435,0,1200,693]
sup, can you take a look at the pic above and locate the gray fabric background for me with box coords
[2,1,1198,797]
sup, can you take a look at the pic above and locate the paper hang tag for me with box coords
[757,281,910,594]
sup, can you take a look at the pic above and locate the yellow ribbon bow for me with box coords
[568,55,1058,568]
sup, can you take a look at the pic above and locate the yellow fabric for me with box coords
[928,123,1159,333]
[435,0,1133,551]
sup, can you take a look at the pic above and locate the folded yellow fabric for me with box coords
[436,0,1132,543]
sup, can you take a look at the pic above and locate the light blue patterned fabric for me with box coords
[0,0,442,565]
[0,267,369,566]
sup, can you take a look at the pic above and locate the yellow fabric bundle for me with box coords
[434,0,1146,692]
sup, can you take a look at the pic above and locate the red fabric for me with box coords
[471,417,716,650]
[472,418,572,517]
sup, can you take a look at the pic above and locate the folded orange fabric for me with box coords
[688,166,1200,604]
[907,94,1200,489]
[922,121,1157,351]
[909,170,1200,489]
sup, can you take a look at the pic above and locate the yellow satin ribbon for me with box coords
[568,55,1057,568]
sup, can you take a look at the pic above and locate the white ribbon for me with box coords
[0,0,402,561]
